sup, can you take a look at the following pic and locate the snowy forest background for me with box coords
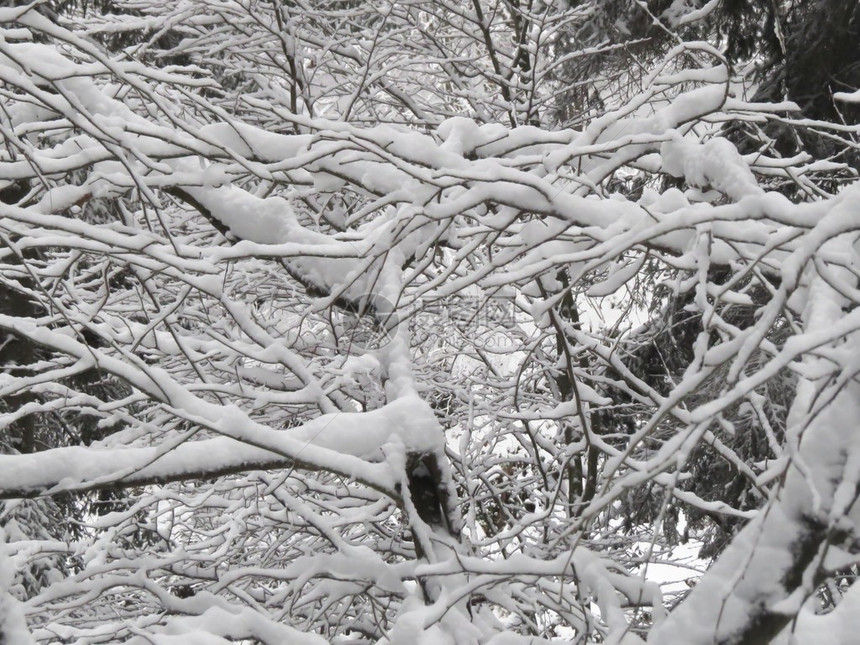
[0,0,859,643]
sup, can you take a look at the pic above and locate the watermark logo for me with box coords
[338,293,399,351]
[339,294,516,350]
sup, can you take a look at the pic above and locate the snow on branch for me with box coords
[1,3,859,644]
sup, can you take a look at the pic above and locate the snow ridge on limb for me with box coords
[0,311,439,499]
[0,405,438,500]
[661,135,764,201]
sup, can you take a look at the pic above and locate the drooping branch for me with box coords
[0,437,396,501]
